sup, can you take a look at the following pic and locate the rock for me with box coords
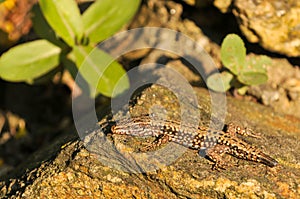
[125,0,222,67]
[213,0,232,13]
[248,58,300,118]
[213,0,300,57]
[1,85,299,198]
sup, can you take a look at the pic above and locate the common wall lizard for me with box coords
[108,115,278,170]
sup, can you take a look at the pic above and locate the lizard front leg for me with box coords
[205,144,231,170]
[139,134,170,152]
[226,123,261,138]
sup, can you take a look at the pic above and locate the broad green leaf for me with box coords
[238,72,268,85]
[0,40,61,82]
[82,0,140,43]
[31,4,67,48]
[243,55,271,73]
[237,55,270,85]
[71,46,129,97]
[70,45,93,67]
[207,71,234,92]
[39,0,83,46]
[0,0,5,4]
[221,34,246,75]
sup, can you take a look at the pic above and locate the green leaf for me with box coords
[82,0,140,44]
[31,4,67,48]
[207,71,234,92]
[237,55,270,85]
[243,55,271,73]
[0,40,61,82]
[221,34,246,75]
[39,0,83,46]
[0,0,5,4]
[238,72,268,85]
[71,46,129,97]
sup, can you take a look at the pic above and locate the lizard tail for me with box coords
[237,146,278,167]
[255,151,278,167]
[230,141,278,167]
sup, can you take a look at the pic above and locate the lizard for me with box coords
[108,115,278,170]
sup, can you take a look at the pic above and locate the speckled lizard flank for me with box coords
[109,115,278,170]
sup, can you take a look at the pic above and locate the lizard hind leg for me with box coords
[226,123,261,138]
[204,144,232,170]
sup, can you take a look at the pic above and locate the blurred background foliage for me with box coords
[0,0,141,97]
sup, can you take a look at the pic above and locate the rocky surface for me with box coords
[126,0,222,67]
[248,57,300,118]
[213,0,300,57]
[1,84,299,198]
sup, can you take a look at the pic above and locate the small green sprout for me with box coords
[207,34,271,95]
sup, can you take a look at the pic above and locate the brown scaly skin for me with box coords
[109,115,278,170]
